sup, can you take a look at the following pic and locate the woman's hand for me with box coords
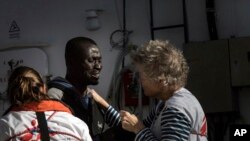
[88,88,110,110]
[120,110,145,134]
[87,88,100,102]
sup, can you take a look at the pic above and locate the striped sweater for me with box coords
[104,88,207,141]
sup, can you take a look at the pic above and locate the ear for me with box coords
[40,84,47,94]
[159,79,168,86]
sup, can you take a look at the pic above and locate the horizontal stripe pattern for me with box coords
[143,102,164,127]
[104,103,191,141]
[104,106,121,127]
[136,105,191,141]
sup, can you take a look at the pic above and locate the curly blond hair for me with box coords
[131,40,189,88]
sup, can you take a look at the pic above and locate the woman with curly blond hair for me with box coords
[90,40,207,141]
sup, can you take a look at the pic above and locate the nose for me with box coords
[94,62,102,70]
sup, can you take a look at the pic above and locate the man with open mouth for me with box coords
[47,37,103,140]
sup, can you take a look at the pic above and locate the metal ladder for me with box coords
[149,0,189,43]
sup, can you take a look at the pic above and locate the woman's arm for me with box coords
[89,89,121,127]
[120,107,191,141]
[88,88,109,111]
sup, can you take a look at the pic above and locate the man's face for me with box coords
[77,45,102,85]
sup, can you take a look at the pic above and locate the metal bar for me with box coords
[149,0,155,40]
[153,24,184,30]
[122,0,126,68]
[183,0,189,43]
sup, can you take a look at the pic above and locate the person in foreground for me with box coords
[119,40,208,141]
[0,66,92,141]
[90,40,208,141]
